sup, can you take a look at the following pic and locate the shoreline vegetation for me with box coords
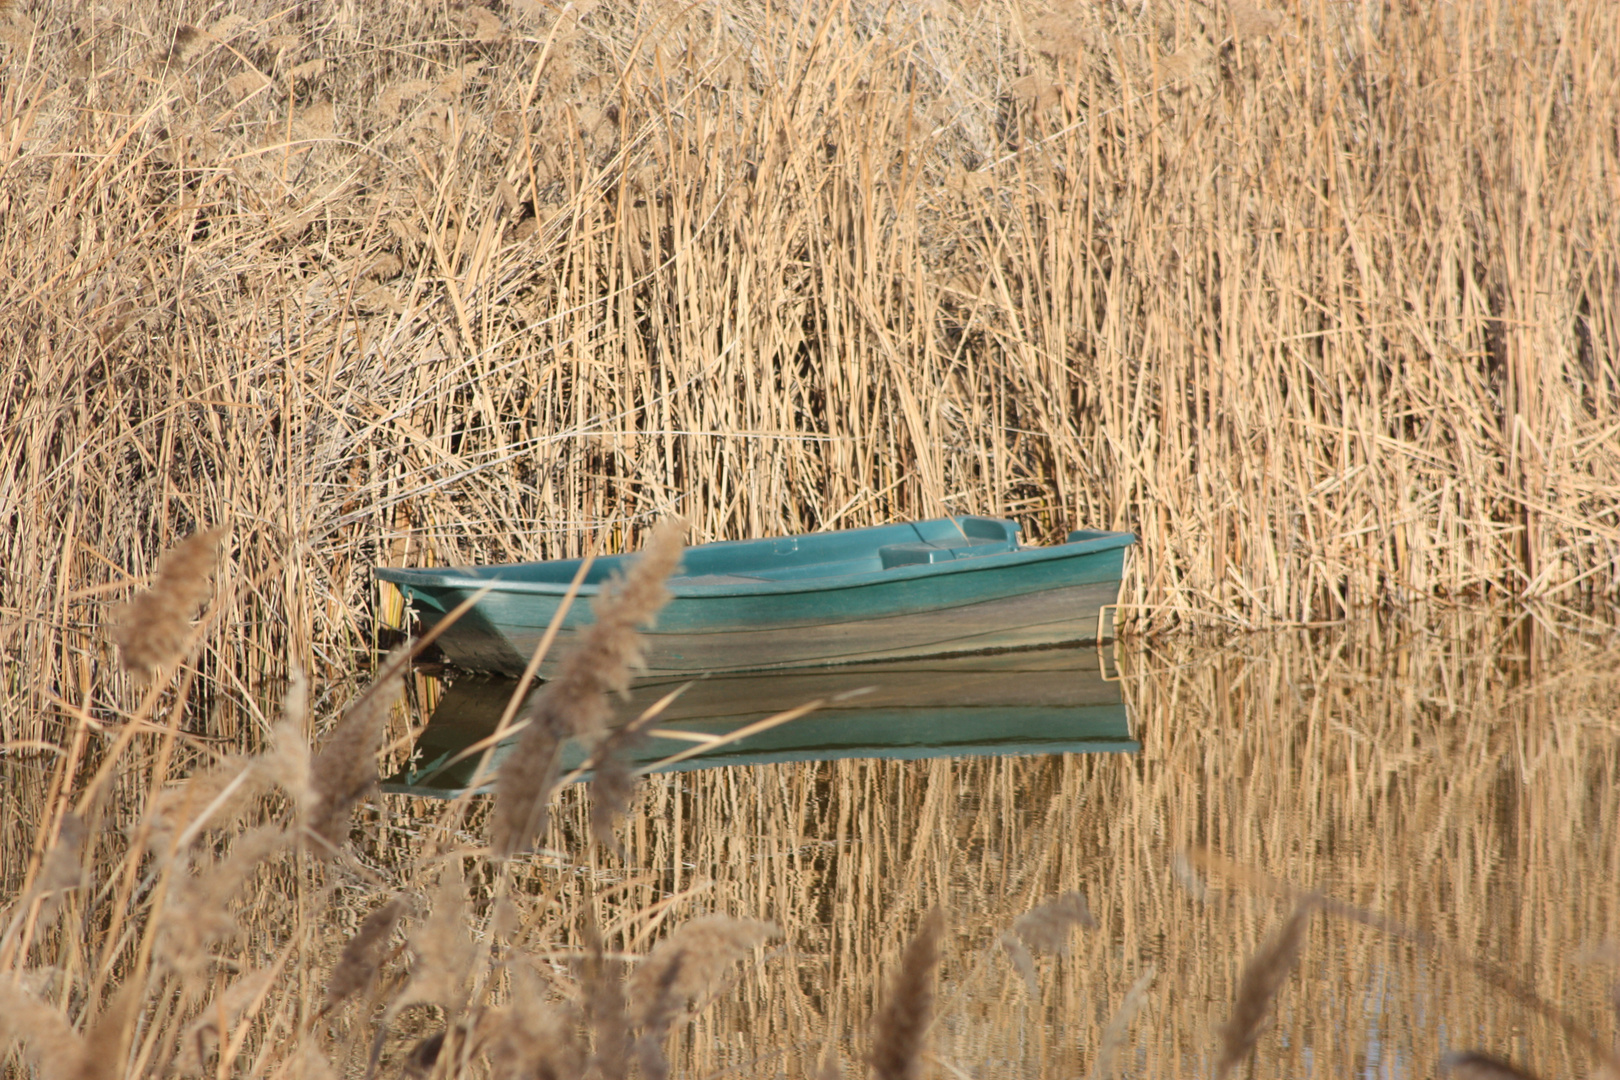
[3,0,1618,735]
[3,0,1619,1076]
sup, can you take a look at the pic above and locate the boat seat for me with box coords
[878,538,1016,569]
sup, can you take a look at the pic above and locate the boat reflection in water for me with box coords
[384,646,1136,798]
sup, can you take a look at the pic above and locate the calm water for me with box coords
[4,614,1615,1078]
[386,616,1618,1079]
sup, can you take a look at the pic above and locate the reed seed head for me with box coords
[1012,891,1096,952]
[489,716,564,858]
[1440,1052,1546,1080]
[578,921,633,1080]
[157,24,200,67]
[398,865,475,1011]
[492,517,685,857]
[1214,901,1316,1079]
[0,977,84,1080]
[157,825,289,979]
[627,915,780,1030]
[484,965,586,1080]
[870,908,945,1080]
[260,666,314,818]
[1088,967,1157,1080]
[38,813,89,909]
[1230,0,1284,39]
[324,898,403,1013]
[306,645,407,854]
[113,526,227,678]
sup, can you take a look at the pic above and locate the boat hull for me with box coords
[377,518,1132,676]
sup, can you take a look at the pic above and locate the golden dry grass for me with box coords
[3,0,1618,745]
[4,0,1620,1075]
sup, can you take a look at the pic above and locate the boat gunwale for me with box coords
[375,527,1136,600]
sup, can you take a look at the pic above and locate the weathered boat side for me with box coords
[376,516,1133,675]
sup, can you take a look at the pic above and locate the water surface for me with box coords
[5,614,1615,1079]
[409,615,1615,1078]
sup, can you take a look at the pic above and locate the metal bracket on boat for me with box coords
[1096,603,1119,645]
[1096,604,1121,682]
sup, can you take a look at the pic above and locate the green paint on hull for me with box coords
[376,516,1134,675]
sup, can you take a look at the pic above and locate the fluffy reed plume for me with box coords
[1172,852,1212,903]
[1013,891,1096,950]
[305,645,408,854]
[1441,1052,1547,1080]
[156,23,201,67]
[398,865,475,1012]
[492,518,685,857]
[147,755,267,848]
[482,966,584,1080]
[627,915,780,1078]
[1214,901,1317,1080]
[36,812,88,919]
[870,908,945,1080]
[588,710,658,857]
[488,723,564,859]
[1001,891,1096,995]
[39,813,87,892]
[627,914,780,1021]
[1229,0,1284,39]
[999,931,1039,996]
[76,983,142,1080]
[291,1040,341,1080]
[0,977,85,1080]
[629,951,683,1080]
[323,898,403,1014]
[578,922,633,1080]
[112,526,226,678]
[0,979,141,1080]
[1087,967,1157,1080]
[368,879,476,1080]
[157,825,290,979]
[258,667,313,818]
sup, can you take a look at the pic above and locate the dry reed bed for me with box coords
[4,0,1620,746]
[5,594,1616,1078]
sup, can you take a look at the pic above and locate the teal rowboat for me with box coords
[375,515,1134,676]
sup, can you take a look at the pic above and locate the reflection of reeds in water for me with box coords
[5,604,1619,1078]
[513,612,1620,1078]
